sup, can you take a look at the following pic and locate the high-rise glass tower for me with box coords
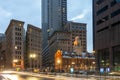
[42,0,67,68]
[42,0,67,49]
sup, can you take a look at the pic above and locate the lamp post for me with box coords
[71,62,75,73]
[30,54,36,71]
[13,59,18,70]
[92,61,96,71]
[57,59,61,72]
[13,59,18,63]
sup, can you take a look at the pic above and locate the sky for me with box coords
[0,0,93,52]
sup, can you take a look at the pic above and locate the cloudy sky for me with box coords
[0,0,93,52]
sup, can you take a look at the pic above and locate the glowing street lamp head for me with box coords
[30,54,36,58]
[13,59,18,62]
[57,59,61,64]
[15,46,17,50]
[72,62,75,65]
[33,54,36,58]
[92,61,95,64]
[30,54,32,58]
[92,50,95,53]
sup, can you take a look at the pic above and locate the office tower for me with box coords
[42,0,67,49]
[42,0,67,68]
[93,0,120,71]
[5,19,25,70]
[26,24,42,71]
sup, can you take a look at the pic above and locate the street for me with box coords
[0,71,120,80]
[0,71,55,80]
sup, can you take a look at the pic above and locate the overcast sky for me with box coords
[0,0,93,52]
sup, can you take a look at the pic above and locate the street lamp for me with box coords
[13,59,18,70]
[57,59,61,72]
[72,62,75,65]
[71,62,75,73]
[29,54,36,71]
[92,61,96,71]
[15,46,18,50]
[30,54,36,58]
[13,59,18,63]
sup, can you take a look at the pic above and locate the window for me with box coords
[111,0,117,7]
[111,9,120,18]
[97,5,108,15]
[96,0,105,5]
[97,16,109,25]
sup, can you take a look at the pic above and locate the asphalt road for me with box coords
[1,71,120,80]
[1,73,56,80]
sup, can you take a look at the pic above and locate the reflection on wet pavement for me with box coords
[1,73,120,80]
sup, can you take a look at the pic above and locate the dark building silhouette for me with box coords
[93,0,120,72]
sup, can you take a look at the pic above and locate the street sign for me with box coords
[106,68,110,73]
[70,68,74,73]
[100,68,104,74]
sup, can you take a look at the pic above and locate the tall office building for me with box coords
[26,24,42,70]
[93,0,120,71]
[42,0,67,68]
[42,0,67,49]
[5,19,25,70]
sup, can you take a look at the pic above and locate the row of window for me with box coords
[28,47,41,51]
[96,0,117,15]
[72,34,86,36]
[72,31,86,33]
[72,26,86,30]
[111,0,117,7]
[96,0,105,5]
[16,46,22,50]
[28,43,40,47]
[15,37,22,40]
[96,1,120,16]
[15,56,21,59]
[15,32,22,36]
[97,9,120,25]
[111,9,120,18]
[15,51,21,54]
[15,41,22,45]
[97,5,108,16]
[15,27,22,31]
[97,16,109,25]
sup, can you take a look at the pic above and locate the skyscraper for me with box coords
[42,0,67,49]
[5,19,25,70]
[42,0,67,68]
[93,0,120,71]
